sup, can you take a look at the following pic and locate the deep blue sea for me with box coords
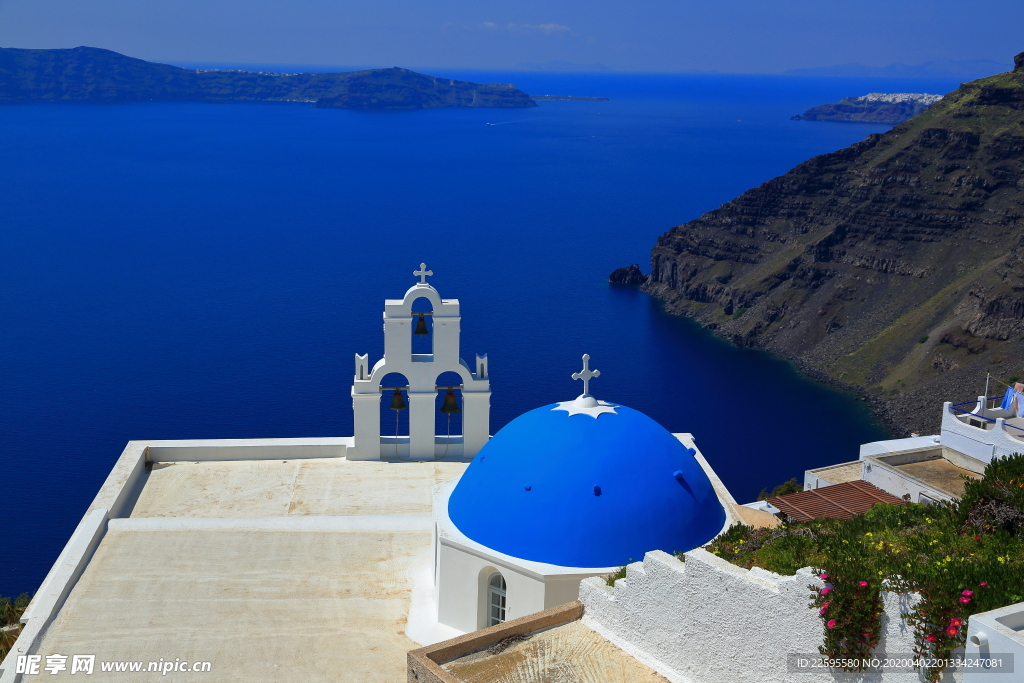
[0,70,964,596]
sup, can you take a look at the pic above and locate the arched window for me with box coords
[379,372,410,458]
[487,572,506,626]
[410,296,433,357]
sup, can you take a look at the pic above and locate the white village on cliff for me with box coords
[2,265,1022,683]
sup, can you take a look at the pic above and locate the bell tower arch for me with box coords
[351,264,491,460]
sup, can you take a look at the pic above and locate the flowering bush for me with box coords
[701,453,1024,682]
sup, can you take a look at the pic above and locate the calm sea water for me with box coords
[0,71,962,596]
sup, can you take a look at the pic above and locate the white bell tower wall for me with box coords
[351,269,491,460]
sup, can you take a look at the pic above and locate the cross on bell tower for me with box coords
[414,263,433,284]
[350,265,491,460]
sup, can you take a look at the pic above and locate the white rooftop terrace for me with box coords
[1,438,467,683]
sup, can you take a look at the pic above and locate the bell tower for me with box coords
[350,264,491,460]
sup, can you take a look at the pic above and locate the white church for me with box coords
[1,266,741,683]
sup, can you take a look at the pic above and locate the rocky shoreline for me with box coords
[613,266,1010,438]
[611,271,903,436]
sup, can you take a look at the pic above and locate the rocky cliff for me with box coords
[0,46,536,110]
[639,52,1024,435]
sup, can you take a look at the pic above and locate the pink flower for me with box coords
[858,581,869,587]
[962,590,974,597]
[819,573,829,581]
[980,582,988,587]
[959,597,972,604]
[974,536,981,541]
[819,607,828,615]
[947,626,959,636]
[827,619,837,629]
[820,587,832,595]
[950,618,963,627]
[926,634,938,642]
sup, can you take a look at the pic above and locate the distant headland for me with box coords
[792,92,943,124]
[0,46,537,110]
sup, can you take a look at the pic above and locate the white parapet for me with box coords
[579,549,962,683]
[941,402,1024,464]
[964,602,1024,683]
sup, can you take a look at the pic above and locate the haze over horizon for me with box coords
[1,0,1021,75]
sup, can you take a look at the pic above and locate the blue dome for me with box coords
[448,401,726,568]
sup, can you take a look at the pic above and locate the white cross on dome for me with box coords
[553,354,619,418]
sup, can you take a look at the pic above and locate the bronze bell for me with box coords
[414,314,429,336]
[389,389,407,411]
[440,389,460,414]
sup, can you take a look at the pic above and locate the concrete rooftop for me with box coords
[32,457,468,682]
[132,458,463,518]
[808,460,863,485]
[441,619,669,683]
[891,457,980,498]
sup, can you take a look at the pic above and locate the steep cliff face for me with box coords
[644,55,1024,434]
[0,47,536,109]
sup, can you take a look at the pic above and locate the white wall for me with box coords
[859,435,942,459]
[941,402,1024,463]
[964,602,1024,683]
[436,541,547,632]
[432,479,616,633]
[580,549,963,683]
[861,456,949,504]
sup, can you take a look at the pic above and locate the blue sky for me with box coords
[1,0,1022,73]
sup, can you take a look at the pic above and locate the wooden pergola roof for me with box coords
[767,480,905,521]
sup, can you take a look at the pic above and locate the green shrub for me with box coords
[704,454,1024,681]
[756,477,802,501]
[606,563,629,586]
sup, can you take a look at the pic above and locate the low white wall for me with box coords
[146,436,351,462]
[0,509,110,683]
[859,435,942,459]
[579,549,962,683]
[941,402,1024,463]
[964,602,1024,683]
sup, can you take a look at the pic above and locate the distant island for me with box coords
[792,92,942,124]
[0,46,536,110]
